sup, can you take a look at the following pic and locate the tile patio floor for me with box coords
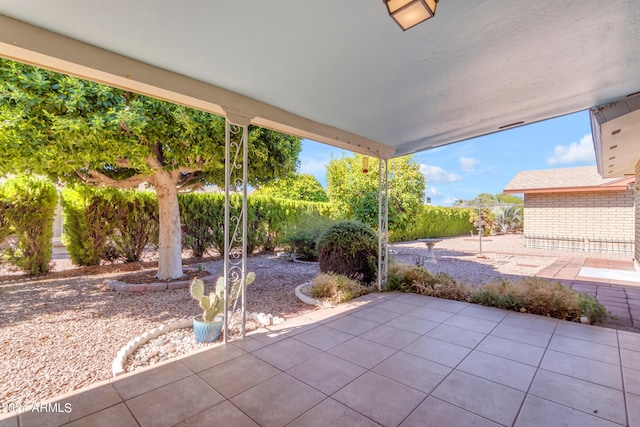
[2,292,639,427]
[538,257,640,332]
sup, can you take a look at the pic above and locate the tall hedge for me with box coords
[392,205,475,242]
[178,193,331,256]
[0,175,58,274]
[61,186,158,265]
[61,188,331,264]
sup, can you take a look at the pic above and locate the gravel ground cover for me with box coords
[0,234,632,406]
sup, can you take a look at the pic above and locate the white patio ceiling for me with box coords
[1,1,640,160]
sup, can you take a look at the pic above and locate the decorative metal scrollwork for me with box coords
[224,119,249,343]
[378,158,389,291]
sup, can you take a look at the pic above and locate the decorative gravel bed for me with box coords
[0,234,631,406]
[0,255,318,406]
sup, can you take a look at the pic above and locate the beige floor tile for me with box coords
[361,324,420,349]
[444,314,498,334]
[333,371,426,426]
[253,338,322,370]
[406,306,454,322]
[475,335,545,366]
[64,403,138,427]
[385,314,439,335]
[622,348,640,370]
[541,350,622,389]
[325,315,379,335]
[458,351,536,391]
[623,366,640,395]
[179,343,246,372]
[328,336,396,369]
[529,369,626,425]
[554,322,619,346]
[0,417,17,427]
[619,330,640,352]
[19,383,122,427]
[229,335,269,352]
[515,395,621,427]
[426,324,486,348]
[400,396,501,427]
[198,353,280,398]
[293,325,354,351]
[373,351,451,393]
[112,360,193,400]
[403,336,471,367]
[230,373,324,427]
[549,335,620,365]
[287,398,380,427]
[502,312,558,333]
[627,392,640,427]
[126,375,224,427]
[375,299,423,314]
[175,401,258,427]
[351,307,401,323]
[246,329,289,345]
[423,299,469,313]
[432,370,525,426]
[287,352,366,395]
[458,305,508,322]
[491,323,552,348]
[389,293,432,306]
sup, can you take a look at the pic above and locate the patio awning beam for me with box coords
[0,14,394,159]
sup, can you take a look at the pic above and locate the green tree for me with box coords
[454,192,523,206]
[326,154,425,232]
[255,173,328,202]
[0,59,301,279]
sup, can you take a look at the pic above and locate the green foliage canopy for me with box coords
[0,58,301,278]
[326,154,425,231]
[0,58,301,187]
[255,173,328,202]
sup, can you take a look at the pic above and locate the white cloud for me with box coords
[299,156,328,175]
[425,186,440,196]
[459,157,479,172]
[420,164,462,183]
[443,197,459,206]
[547,134,595,165]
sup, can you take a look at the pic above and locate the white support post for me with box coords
[224,114,250,343]
[378,158,389,291]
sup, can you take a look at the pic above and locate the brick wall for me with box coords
[523,190,634,252]
[636,161,640,264]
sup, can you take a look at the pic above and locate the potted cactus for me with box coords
[190,272,256,343]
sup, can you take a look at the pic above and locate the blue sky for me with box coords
[298,110,596,206]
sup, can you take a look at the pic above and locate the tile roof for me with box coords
[503,166,633,193]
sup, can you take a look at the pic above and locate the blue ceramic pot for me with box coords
[193,314,223,343]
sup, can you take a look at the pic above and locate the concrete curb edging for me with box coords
[105,274,216,292]
[112,311,288,377]
[295,282,319,306]
[112,317,192,377]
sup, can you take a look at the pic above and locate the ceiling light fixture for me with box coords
[385,0,438,31]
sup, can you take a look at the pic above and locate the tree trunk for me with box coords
[154,171,184,280]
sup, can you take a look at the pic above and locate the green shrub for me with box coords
[470,277,608,323]
[61,185,115,266]
[178,193,221,257]
[317,220,378,283]
[310,273,367,304]
[387,262,471,301]
[109,190,158,262]
[62,186,158,265]
[281,213,334,261]
[0,175,58,274]
[393,205,474,242]
[178,193,331,256]
[0,199,11,265]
